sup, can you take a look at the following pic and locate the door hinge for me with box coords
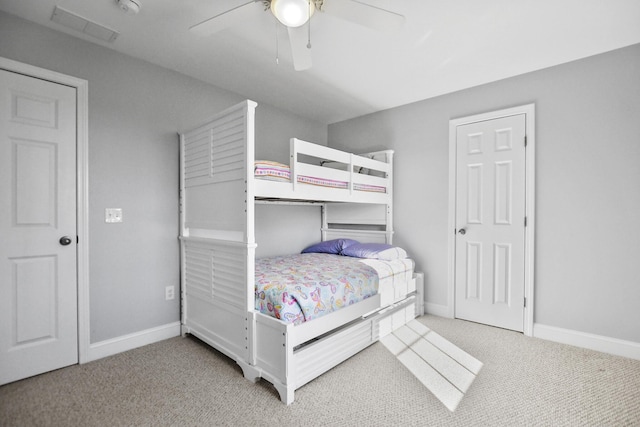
[524,216,527,227]
[524,135,528,147]
[524,297,527,308]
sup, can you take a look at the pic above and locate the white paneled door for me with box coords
[454,114,526,332]
[0,69,78,384]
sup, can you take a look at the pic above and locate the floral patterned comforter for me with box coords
[255,253,379,325]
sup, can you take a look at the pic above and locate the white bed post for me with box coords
[385,150,394,244]
[321,204,328,242]
[244,101,258,369]
[348,153,354,195]
[179,133,187,335]
[290,138,298,193]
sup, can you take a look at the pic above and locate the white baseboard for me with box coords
[86,321,181,362]
[533,323,640,361]
[424,302,451,318]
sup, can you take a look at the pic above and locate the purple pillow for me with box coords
[340,243,408,260]
[301,239,359,255]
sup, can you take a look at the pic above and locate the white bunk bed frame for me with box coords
[180,100,423,404]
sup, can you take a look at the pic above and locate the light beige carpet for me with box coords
[1,315,639,426]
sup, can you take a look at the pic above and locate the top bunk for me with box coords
[181,100,393,206]
[253,138,393,205]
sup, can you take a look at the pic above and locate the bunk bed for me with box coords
[179,100,424,404]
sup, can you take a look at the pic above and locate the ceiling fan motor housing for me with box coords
[269,0,317,27]
[116,0,141,15]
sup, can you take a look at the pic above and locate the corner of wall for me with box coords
[86,322,181,363]
[424,302,452,318]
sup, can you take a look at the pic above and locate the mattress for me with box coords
[360,258,415,306]
[255,160,386,193]
[254,253,414,325]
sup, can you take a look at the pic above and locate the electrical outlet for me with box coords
[165,285,175,301]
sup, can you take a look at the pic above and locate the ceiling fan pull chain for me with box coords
[275,17,280,65]
[307,0,312,49]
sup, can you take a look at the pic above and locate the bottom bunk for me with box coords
[180,237,424,404]
[251,293,419,404]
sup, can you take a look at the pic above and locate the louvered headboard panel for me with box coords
[180,100,256,242]
[184,239,247,311]
[183,111,246,187]
[182,238,253,361]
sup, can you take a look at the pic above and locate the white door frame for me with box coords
[447,104,535,336]
[0,57,90,362]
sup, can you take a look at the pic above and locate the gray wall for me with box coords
[0,11,327,343]
[329,43,640,343]
[255,205,322,258]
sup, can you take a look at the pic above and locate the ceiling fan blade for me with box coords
[190,1,257,36]
[287,26,312,71]
[321,0,405,32]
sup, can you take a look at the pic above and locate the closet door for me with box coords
[0,68,78,384]
[454,113,526,332]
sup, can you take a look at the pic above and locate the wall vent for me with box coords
[51,6,119,43]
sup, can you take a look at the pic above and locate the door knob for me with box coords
[458,228,466,235]
[59,236,73,246]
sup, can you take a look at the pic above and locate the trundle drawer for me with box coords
[293,318,374,387]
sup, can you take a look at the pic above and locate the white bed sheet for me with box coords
[359,258,415,307]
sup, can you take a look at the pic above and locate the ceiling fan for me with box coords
[190,0,405,71]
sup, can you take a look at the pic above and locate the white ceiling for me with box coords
[2,0,639,124]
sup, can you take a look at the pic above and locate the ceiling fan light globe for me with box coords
[270,0,315,28]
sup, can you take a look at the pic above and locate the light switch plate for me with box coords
[105,208,123,223]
